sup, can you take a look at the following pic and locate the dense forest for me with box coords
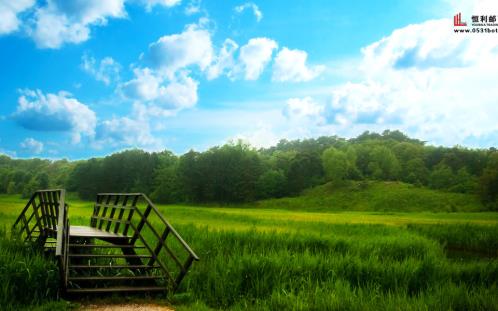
[0,130,497,209]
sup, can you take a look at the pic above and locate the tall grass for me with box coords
[172,224,498,310]
[252,181,484,212]
[0,194,497,310]
[0,230,62,310]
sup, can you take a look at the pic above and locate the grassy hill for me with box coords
[251,181,485,213]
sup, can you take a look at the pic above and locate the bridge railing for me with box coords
[12,189,69,290]
[91,193,199,291]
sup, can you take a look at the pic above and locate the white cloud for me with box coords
[207,39,239,80]
[20,137,43,154]
[122,68,162,101]
[141,0,182,12]
[232,123,280,148]
[14,89,97,144]
[121,68,198,115]
[283,97,324,123]
[325,18,498,147]
[146,22,213,77]
[273,47,325,82]
[155,74,198,110]
[185,0,201,15]
[81,54,121,85]
[237,37,278,80]
[95,115,161,148]
[234,2,262,22]
[29,0,126,49]
[0,0,35,35]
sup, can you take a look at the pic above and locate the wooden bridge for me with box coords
[12,189,199,295]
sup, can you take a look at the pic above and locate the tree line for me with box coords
[0,130,497,209]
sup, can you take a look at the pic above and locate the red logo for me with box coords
[454,12,467,26]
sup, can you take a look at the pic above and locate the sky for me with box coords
[0,0,497,159]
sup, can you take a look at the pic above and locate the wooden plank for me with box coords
[70,225,130,239]
[69,264,159,269]
[68,244,145,249]
[68,254,152,259]
[91,195,104,227]
[105,195,122,232]
[113,195,130,234]
[66,286,166,294]
[98,195,114,230]
[68,275,163,281]
[123,195,139,236]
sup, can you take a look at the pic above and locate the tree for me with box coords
[478,153,498,209]
[404,158,429,186]
[449,168,477,194]
[322,147,348,184]
[367,146,401,180]
[287,151,323,194]
[150,151,182,203]
[429,164,455,190]
[22,177,39,198]
[256,170,286,199]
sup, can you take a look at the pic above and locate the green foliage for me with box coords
[256,170,287,199]
[429,163,455,189]
[286,151,323,195]
[175,223,498,310]
[322,147,348,184]
[478,152,498,209]
[367,146,401,180]
[253,181,484,212]
[0,130,495,206]
[0,195,498,310]
[0,231,60,309]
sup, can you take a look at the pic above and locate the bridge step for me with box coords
[69,275,163,282]
[66,286,167,294]
[69,244,146,249]
[70,264,160,269]
[14,191,198,296]
[69,254,152,259]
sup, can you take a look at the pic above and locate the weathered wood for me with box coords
[14,190,199,296]
[66,286,167,294]
[70,225,129,239]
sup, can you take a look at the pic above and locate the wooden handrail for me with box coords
[93,193,199,290]
[12,189,69,291]
[55,190,66,257]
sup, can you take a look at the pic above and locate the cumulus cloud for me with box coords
[28,0,126,48]
[326,18,498,147]
[13,89,97,144]
[283,97,324,123]
[81,54,121,85]
[273,48,325,82]
[0,0,35,35]
[140,0,182,12]
[232,123,280,148]
[185,0,201,15]
[145,22,213,77]
[120,68,198,115]
[20,137,44,154]
[237,37,278,80]
[207,39,239,80]
[234,2,262,22]
[95,115,161,148]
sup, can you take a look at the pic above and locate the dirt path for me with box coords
[79,303,174,311]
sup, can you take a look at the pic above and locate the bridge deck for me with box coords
[70,225,130,239]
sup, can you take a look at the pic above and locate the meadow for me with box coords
[0,186,498,310]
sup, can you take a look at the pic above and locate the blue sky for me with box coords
[0,0,497,159]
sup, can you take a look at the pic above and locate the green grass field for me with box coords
[1,183,498,310]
